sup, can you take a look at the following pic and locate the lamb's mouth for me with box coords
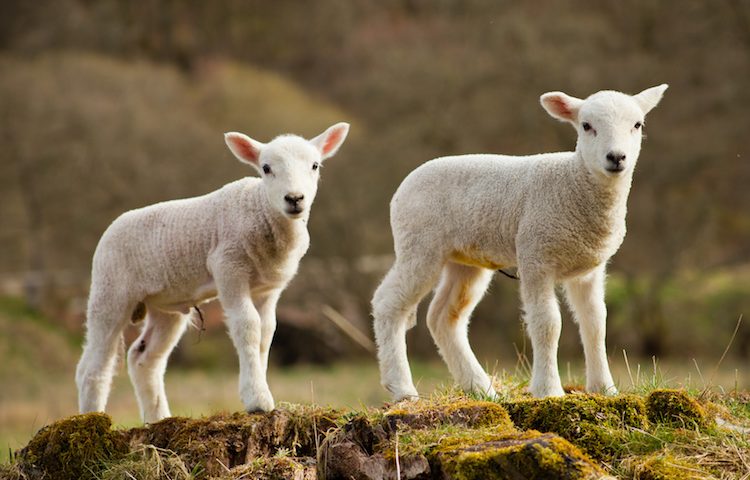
[285,207,304,217]
[605,165,625,173]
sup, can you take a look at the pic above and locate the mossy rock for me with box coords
[127,406,340,476]
[319,399,610,480]
[16,413,128,480]
[385,399,514,431]
[646,390,709,429]
[434,430,609,480]
[503,394,648,461]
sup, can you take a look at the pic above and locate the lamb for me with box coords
[372,85,667,401]
[76,122,350,423]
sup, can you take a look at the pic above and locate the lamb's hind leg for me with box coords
[563,266,617,395]
[127,308,189,423]
[372,255,443,401]
[427,263,496,397]
[76,292,134,414]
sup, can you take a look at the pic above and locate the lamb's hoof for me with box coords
[386,384,419,402]
[589,384,619,396]
[530,384,565,398]
[243,389,275,413]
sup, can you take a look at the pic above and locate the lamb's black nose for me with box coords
[606,151,626,166]
[284,194,304,206]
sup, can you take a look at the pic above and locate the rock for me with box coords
[317,414,431,480]
[435,431,610,480]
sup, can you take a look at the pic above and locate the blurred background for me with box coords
[1,0,749,457]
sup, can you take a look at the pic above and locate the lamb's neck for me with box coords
[572,152,633,222]
[257,191,309,248]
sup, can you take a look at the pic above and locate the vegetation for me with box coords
[14,413,128,480]
[2,386,748,479]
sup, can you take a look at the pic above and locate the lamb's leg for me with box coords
[254,289,282,376]
[519,270,565,397]
[76,292,133,414]
[215,270,274,412]
[127,309,189,423]
[372,256,442,401]
[563,266,617,395]
[427,263,496,397]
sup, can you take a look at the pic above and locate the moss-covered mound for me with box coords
[6,389,746,479]
[126,405,340,476]
[435,431,608,480]
[503,394,648,460]
[16,413,128,480]
[646,390,709,429]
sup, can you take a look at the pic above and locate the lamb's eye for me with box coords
[634,121,642,129]
[312,162,319,171]
[582,122,592,132]
[262,164,271,175]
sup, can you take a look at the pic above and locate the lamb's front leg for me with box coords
[254,289,282,376]
[564,266,617,395]
[216,271,274,412]
[520,271,565,397]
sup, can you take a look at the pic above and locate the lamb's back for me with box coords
[91,178,261,292]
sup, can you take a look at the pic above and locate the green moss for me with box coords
[391,424,514,459]
[436,430,607,480]
[17,413,128,480]
[503,394,648,461]
[646,390,709,429]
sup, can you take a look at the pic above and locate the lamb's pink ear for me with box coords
[310,122,350,160]
[540,92,584,124]
[634,84,668,115]
[225,132,264,168]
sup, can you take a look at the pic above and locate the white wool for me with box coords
[76,123,349,423]
[372,85,667,401]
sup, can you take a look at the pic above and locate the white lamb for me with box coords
[372,85,667,400]
[76,122,350,423]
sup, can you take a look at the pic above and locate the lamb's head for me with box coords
[541,85,668,178]
[224,122,349,219]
